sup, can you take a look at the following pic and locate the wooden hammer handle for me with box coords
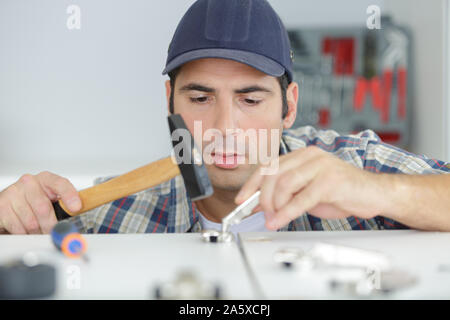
[59,156,180,216]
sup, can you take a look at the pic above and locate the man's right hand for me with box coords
[0,172,81,234]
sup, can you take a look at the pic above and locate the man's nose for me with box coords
[213,97,239,135]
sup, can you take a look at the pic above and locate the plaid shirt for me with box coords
[69,126,450,234]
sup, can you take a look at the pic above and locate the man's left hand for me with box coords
[235,146,391,230]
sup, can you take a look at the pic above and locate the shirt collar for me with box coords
[279,135,290,156]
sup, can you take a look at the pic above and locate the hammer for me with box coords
[54,114,213,220]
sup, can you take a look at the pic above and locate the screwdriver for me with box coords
[51,221,89,262]
[221,190,261,234]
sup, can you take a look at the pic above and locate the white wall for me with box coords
[269,0,385,28]
[0,0,193,189]
[384,0,449,161]
[444,0,450,161]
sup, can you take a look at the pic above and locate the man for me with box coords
[0,0,449,235]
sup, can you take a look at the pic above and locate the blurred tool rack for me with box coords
[288,17,412,148]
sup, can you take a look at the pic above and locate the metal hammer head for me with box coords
[168,114,213,201]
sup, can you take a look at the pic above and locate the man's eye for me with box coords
[190,97,209,103]
[243,98,261,105]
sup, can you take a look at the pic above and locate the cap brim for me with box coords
[162,48,285,78]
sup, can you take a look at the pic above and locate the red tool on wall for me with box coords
[320,37,355,126]
[289,21,410,148]
[353,28,408,124]
[353,77,382,111]
[382,29,408,123]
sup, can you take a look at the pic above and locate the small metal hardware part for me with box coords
[201,229,234,243]
[153,270,222,299]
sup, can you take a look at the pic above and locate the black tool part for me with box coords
[363,31,377,79]
[53,201,71,221]
[0,261,56,299]
[168,114,213,201]
[214,284,222,299]
[154,286,162,299]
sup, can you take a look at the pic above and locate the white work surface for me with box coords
[239,230,450,299]
[2,230,450,300]
[0,233,255,299]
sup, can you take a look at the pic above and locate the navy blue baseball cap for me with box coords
[162,0,294,83]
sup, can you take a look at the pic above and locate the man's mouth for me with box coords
[211,152,245,169]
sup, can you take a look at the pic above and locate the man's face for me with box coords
[166,58,297,192]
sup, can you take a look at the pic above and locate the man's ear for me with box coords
[165,79,172,115]
[282,81,298,129]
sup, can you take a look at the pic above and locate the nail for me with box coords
[267,217,278,230]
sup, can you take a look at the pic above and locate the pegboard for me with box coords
[288,17,412,147]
